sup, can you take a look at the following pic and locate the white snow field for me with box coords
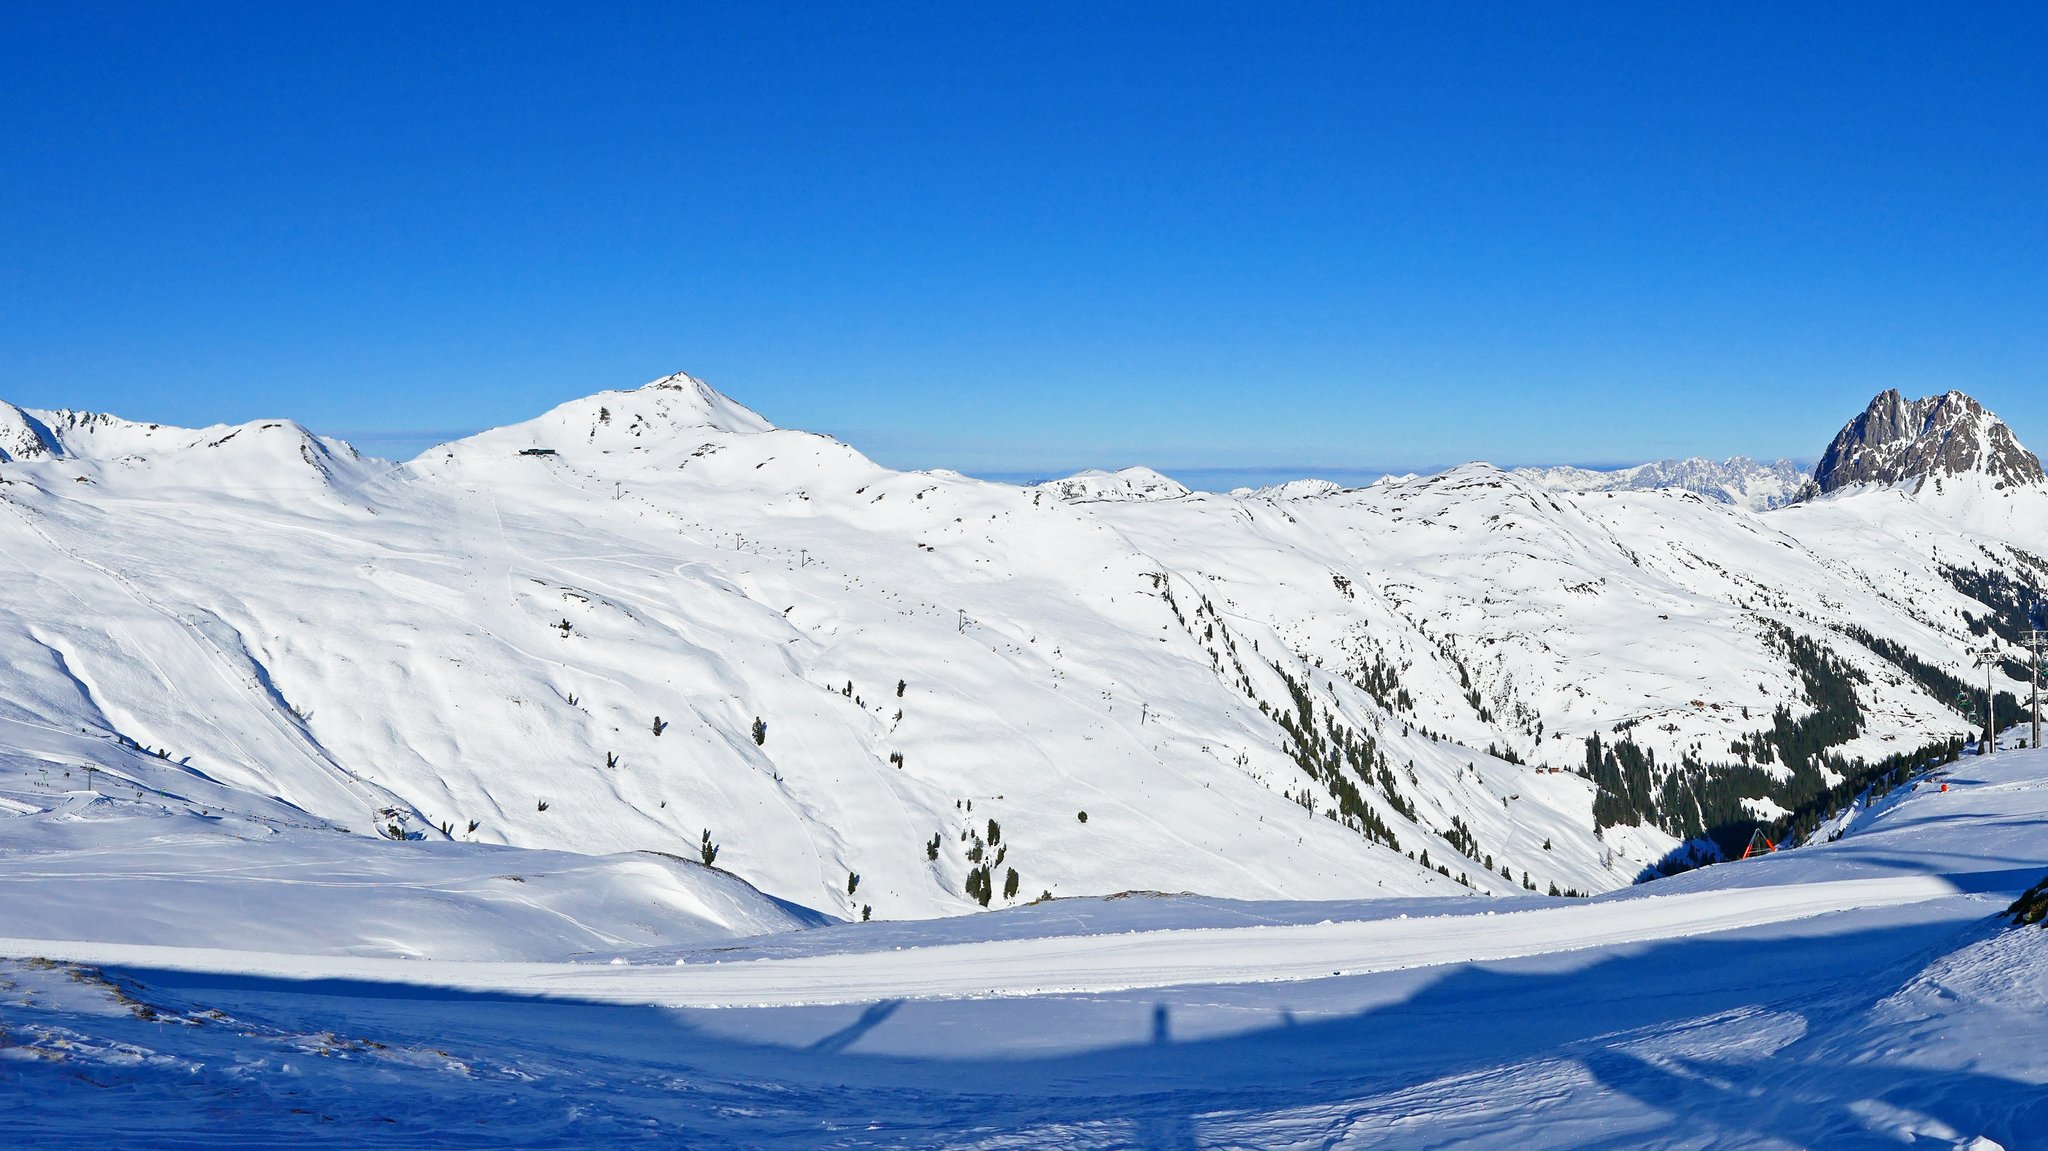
[2,373,2047,1145]
[1,742,2043,1148]
[0,373,2040,922]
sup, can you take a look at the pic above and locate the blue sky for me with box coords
[3,3,2044,482]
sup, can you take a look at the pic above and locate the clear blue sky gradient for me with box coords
[3,3,2044,480]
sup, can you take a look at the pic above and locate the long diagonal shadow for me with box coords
[808,998,902,1054]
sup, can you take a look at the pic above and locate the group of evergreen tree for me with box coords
[1838,623,2026,733]
[1585,624,1965,859]
[964,864,992,906]
[1939,558,2048,645]
[1269,663,1403,851]
[1354,652,1414,715]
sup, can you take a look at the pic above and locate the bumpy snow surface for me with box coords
[3,744,2043,1148]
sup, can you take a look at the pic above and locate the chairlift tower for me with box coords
[1973,646,2001,756]
[2027,628,2046,750]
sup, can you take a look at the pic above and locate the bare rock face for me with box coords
[1801,390,2044,498]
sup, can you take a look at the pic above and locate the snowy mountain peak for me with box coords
[1803,389,2044,498]
[1038,466,1191,503]
[630,371,777,433]
[427,371,776,465]
[0,405,177,461]
[1232,478,1347,501]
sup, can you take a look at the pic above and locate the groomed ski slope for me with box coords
[0,874,1964,1008]
[4,742,2044,1148]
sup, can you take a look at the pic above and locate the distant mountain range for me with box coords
[1033,389,2043,516]
[1508,456,1813,512]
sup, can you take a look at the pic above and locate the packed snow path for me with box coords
[0,874,1965,1008]
[4,748,2045,1148]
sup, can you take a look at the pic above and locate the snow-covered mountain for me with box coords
[1231,477,1351,501]
[1037,465,1192,503]
[0,376,2042,923]
[0,399,372,485]
[1513,456,1811,511]
[1800,388,2046,498]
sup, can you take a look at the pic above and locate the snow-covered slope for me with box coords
[0,800,821,961]
[0,375,2041,926]
[4,737,2042,1148]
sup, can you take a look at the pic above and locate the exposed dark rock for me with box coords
[1799,389,2044,499]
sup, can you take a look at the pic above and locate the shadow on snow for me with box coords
[3,903,2042,1150]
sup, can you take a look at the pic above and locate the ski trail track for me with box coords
[0,873,1960,1009]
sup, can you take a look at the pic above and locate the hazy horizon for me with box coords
[319,421,1815,494]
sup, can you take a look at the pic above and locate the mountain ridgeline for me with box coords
[1494,391,2045,511]
[0,378,2042,915]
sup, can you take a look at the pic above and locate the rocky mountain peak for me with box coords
[1802,389,2044,498]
